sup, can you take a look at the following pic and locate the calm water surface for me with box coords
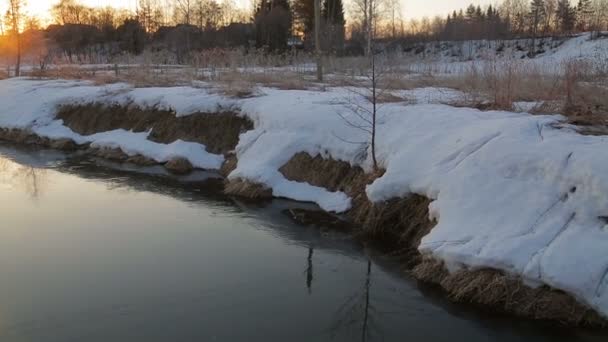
[0,144,605,342]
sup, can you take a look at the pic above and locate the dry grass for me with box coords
[214,70,314,92]
[56,103,253,155]
[15,50,608,134]
[279,152,368,196]
[223,179,273,199]
[413,258,607,327]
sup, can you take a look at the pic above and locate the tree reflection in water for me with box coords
[0,157,47,200]
[330,259,378,342]
[305,246,314,295]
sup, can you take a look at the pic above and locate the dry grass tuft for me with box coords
[279,152,368,195]
[56,103,252,155]
[413,259,607,327]
[223,179,273,199]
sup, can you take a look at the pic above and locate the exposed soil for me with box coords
[56,103,253,155]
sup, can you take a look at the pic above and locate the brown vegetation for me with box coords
[413,258,607,327]
[223,179,273,199]
[56,103,253,155]
[276,150,607,326]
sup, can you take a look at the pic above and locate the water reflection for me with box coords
[330,260,378,342]
[0,143,607,342]
[0,157,47,199]
[306,246,314,294]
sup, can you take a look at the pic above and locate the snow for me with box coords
[405,32,608,76]
[3,77,608,317]
[0,78,225,170]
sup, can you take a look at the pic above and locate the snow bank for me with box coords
[3,78,608,317]
[0,78,225,170]
[233,87,608,318]
[407,32,608,75]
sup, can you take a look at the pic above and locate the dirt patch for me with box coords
[413,258,606,327]
[56,103,253,155]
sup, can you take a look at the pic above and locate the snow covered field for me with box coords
[404,32,608,76]
[2,77,608,318]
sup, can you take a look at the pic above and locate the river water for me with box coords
[0,144,605,342]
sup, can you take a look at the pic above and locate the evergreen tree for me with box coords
[556,0,576,33]
[465,4,477,21]
[529,0,546,34]
[322,0,345,25]
[322,0,345,52]
[254,0,292,51]
[576,0,593,31]
[293,0,314,40]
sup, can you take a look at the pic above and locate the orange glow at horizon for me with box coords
[1,0,137,25]
[1,0,496,27]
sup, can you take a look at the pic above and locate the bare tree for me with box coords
[51,0,89,25]
[350,0,383,55]
[591,0,608,35]
[138,0,164,32]
[337,50,393,172]
[544,0,558,33]
[175,0,193,25]
[5,0,25,77]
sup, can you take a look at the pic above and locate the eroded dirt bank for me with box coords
[56,103,253,155]
[0,104,253,174]
[0,105,605,327]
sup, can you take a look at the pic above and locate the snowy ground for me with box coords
[2,77,608,318]
[404,32,608,76]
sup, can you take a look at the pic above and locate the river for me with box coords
[0,144,604,342]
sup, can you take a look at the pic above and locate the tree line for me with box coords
[400,0,608,42]
[1,0,608,74]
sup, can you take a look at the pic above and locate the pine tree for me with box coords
[529,0,546,56]
[556,0,576,33]
[321,0,345,52]
[293,0,314,39]
[465,4,477,21]
[576,0,593,31]
[529,0,546,34]
[322,0,344,25]
[254,0,293,51]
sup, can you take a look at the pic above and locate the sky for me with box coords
[4,0,497,25]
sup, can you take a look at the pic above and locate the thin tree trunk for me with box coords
[15,33,21,77]
[366,0,372,57]
[315,0,323,81]
[370,51,377,171]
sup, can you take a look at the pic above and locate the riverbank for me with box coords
[2,77,608,326]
